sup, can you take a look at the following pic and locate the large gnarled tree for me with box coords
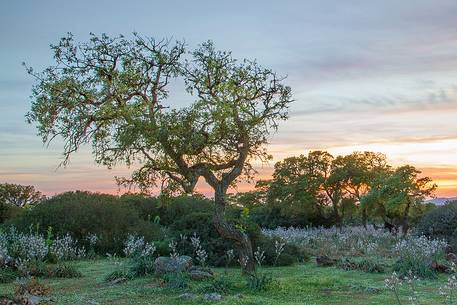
[26,33,292,272]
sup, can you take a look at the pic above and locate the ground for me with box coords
[0,259,449,305]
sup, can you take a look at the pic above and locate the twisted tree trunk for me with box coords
[213,184,255,273]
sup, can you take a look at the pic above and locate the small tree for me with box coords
[337,152,390,227]
[26,33,292,272]
[361,165,436,235]
[0,183,45,222]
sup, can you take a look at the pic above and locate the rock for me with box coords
[179,293,196,300]
[316,255,338,267]
[188,266,214,280]
[154,256,193,276]
[204,293,222,301]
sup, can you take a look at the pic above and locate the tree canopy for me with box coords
[26,33,292,272]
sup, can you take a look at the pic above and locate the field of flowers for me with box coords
[0,226,456,304]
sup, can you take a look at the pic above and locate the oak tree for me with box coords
[26,33,292,272]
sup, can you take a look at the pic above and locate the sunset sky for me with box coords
[1,0,457,197]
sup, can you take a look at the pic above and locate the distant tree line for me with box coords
[1,150,436,236]
[232,151,436,235]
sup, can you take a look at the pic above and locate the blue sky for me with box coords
[1,0,457,195]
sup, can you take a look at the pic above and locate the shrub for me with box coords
[0,227,86,277]
[162,271,189,289]
[46,263,82,278]
[337,257,385,273]
[49,234,85,261]
[262,226,399,257]
[245,272,273,291]
[5,191,163,255]
[255,235,309,266]
[123,234,156,277]
[416,201,457,251]
[0,268,19,283]
[393,235,447,278]
[200,275,234,294]
[167,211,233,266]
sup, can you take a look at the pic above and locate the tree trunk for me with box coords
[400,201,411,236]
[213,185,255,273]
[362,207,368,229]
[333,204,342,231]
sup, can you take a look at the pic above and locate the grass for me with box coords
[0,259,451,305]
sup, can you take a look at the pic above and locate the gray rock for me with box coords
[189,266,214,280]
[204,293,222,301]
[154,256,193,276]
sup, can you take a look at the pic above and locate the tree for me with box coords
[0,183,45,222]
[261,151,348,227]
[26,33,292,272]
[361,165,436,235]
[336,152,390,227]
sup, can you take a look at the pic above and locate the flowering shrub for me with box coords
[385,266,457,305]
[262,225,399,257]
[122,234,156,276]
[263,225,450,277]
[0,228,85,276]
[50,234,86,261]
[0,228,48,270]
[393,235,447,278]
[190,233,208,267]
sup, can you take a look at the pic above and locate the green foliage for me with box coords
[5,191,163,254]
[200,275,234,294]
[104,268,133,282]
[162,271,189,289]
[0,205,23,224]
[256,236,309,266]
[245,272,273,291]
[337,257,385,273]
[46,263,82,278]
[416,201,457,251]
[129,255,155,277]
[0,183,44,223]
[362,165,436,234]
[0,268,20,283]
[392,258,436,279]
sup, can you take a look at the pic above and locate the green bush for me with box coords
[163,271,189,289]
[129,256,155,277]
[245,272,273,291]
[200,275,234,294]
[0,268,20,283]
[0,204,23,224]
[337,257,385,273]
[255,236,309,266]
[416,201,457,251]
[46,263,82,278]
[5,191,163,254]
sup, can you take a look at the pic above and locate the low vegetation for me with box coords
[1,176,456,304]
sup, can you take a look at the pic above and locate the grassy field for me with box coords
[0,259,450,305]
